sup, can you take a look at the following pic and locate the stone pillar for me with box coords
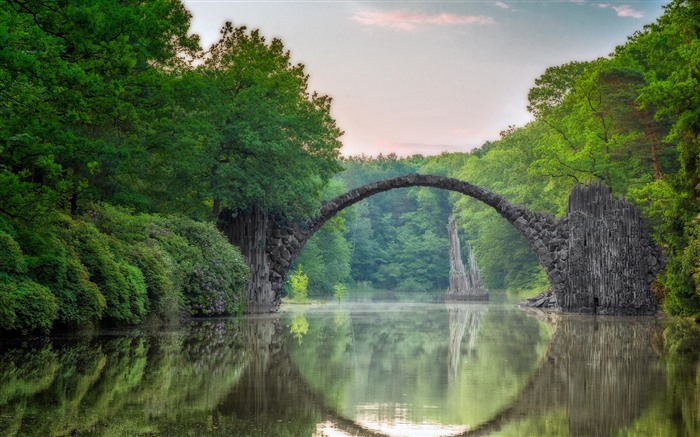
[445,216,488,301]
[563,184,661,315]
[264,215,308,305]
[219,209,277,313]
[446,216,469,296]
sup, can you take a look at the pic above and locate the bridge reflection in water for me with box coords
[0,303,692,437]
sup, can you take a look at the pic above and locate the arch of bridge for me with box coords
[266,174,570,301]
[260,174,661,315]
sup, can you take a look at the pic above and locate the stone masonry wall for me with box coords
[228,175,662,315]
[563,184,662,315]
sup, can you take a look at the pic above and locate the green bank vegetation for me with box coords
[0,0,341,333]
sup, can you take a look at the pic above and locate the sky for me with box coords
[183,0,668,157]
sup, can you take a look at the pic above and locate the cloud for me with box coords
[597,3,644,18]
[612,5,644,18]
[495,2,510,9]
[352,10,494,31]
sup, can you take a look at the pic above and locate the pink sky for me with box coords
[185,0,666,157]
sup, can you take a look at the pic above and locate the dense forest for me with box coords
[1,0,699,335]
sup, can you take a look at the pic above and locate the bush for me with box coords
[13,219,106,327]
[127,242,179,316]
[0,203,250,334]
[289,264,309,303]
[333,283,345,303]
[164,217,249,315]
[660,218,700,316]
[66,220,146,324]
[54,253,106,326]
[0,275,58,334]
[0,231,26,274]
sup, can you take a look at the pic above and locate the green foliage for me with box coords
[127,242,177,315]
[0,275,58,334]
[289,264,309,303]
[333,155,453,292]
[0,231,26,274]
[0,0,347,331]
[164,217,249,315]
[54,253,106,326]
[135,22,344,219]
[333,283,345,303]
[0,0,199,219]
[13,220,107,327]
[0,203,249,334]
[64,220,144,324]
[85,204,249,317]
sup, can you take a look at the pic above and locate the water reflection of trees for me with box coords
[446,303,487,381]
[0,320,251,436]
[479,316,665,437]
[286,303,551,427]
[1,310,698,437]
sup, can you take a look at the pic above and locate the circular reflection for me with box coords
[283,302,553,434]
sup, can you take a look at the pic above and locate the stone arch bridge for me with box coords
[219,174,663,315]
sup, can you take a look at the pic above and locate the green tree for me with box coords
[333,283,345,303]
[0,0,199,219]
[289,264,309,303]
[628,0,700,314]
[199,23,343,219]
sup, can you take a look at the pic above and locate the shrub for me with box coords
[14,219,106,327]
[53,253,106,326]
[121,261,147,319]
[66,220,145,324]
[334,283,345,303]
[289,264,309,303]
[0,275,58,334]
[0,231,26,274]
[0,203,250,333]
[127,242,179,317]
[164,217,249,315]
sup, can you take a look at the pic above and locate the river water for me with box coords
[0,299,698,436]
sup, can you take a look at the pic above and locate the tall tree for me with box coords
[625,0,700,314]
[0,0,199,219]
[201,23,343,219]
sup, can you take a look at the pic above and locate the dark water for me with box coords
[0,301,698,436]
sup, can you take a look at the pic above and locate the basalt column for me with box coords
[445,216,488,301]
[563,184,662,315]
[219,209,277,313]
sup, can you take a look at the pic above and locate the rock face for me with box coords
[520,290,559,310]
[219,174,663,315]
[445,216,488,301]
[562,183,662,315]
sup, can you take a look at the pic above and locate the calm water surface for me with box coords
[1,300,698,436]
